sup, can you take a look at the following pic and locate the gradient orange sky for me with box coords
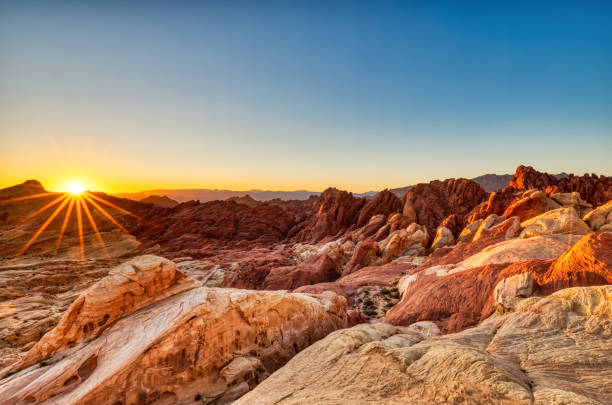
[1,2,611,194]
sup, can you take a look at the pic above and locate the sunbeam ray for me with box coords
[55,197,76,255]
[17,194,68,226]
[76,196,85,261]
[85,192,146,222]
[81,196,109,258]
[83,193,132,235]
[0,192,58,205]
[13,196,71,260]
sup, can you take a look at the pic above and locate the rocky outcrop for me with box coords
[509,165,612,206]
[262,253,339,290]
[431,226,454,250]
[236,286,612,404]
[356,190,402,227]
[3,255,201,375]
[295,261,412,307]
[493,272,534,312]
[549,192,592,217]
[341,224,428,276]
[403,178,488,235]
[386,232,612,332]
[502,189,548,222]
[0,256,348,405]
[509,165,560,190]
[342,239,380,276]
[465,187,516,224]
[519,207,591,238]
[583,200,612,231]
[295,188,366,243]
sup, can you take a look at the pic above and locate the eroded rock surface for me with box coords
[0,256,348,405]
[236,286,612,405]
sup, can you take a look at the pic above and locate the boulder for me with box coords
[472,214,507,242]
[456,219,483,244]
[493,273,534,312]
[379,223,428,263]
[550,192,593,217]
[342,239,380,276]
[503,189,548,222]
[583,200,612,231]
[519,207,591,238]
[431,226,454,250]
[438,214,460,236]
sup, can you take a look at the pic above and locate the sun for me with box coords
[66,182,86,195]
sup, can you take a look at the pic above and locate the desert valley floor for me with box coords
[1,165,611,404]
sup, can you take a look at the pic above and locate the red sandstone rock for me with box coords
[509,165,612,206]
[509,165,559,190]
[439,214,460,236]
[295,188,366,243]
[342,239,380,276]
[356,190,402,227]
[466,187,516,224]
[262,253,339,290]
[402,178,487,236]
[417,216,521,269]
[385,232,612,333]
[502,189,548,222]
[295,261,414,306]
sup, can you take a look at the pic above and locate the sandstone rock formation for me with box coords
[431,226,454,250]
[492,272,534,312]
[0,256,348,405]
[356,190,402,227]
[519,207,591,238]
[262,253,339,290]
[550,192,592,217]
[4,255,200,374]
[509,165,560,190]
[465,187,516,224]
[403,178,488,235]
[295,188,366,243]
[342,224,428,276]
[583,200,612,231]
[503,189,548,222]
[386,232,612,332]
[236,286,612,404]
[510,165,612,205]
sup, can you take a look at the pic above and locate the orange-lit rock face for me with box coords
[0,256,348,405]
[503,189,548,222]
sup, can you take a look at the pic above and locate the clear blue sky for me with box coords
[1,1,611,192]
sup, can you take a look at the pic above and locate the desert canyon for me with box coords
[1,165,612,405]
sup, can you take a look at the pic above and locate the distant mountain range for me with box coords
[115,172,571,203]
[115,189,320,203]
